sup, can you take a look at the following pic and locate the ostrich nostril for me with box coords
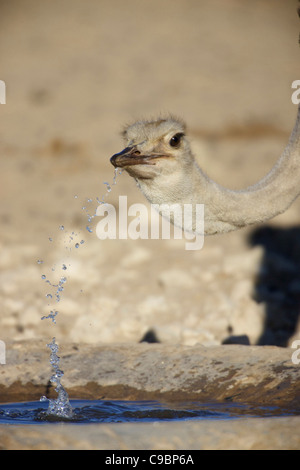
[133,150,141,156]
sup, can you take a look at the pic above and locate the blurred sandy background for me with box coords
[0,0,299,349]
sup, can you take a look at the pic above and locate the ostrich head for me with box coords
[110,117,195,182]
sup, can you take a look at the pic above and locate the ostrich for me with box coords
[110,104,300,236]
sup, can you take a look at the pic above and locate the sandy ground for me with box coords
[0,0,300,352]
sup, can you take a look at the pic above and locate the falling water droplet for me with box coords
[41,310,58,324]
[37,259,43,265]
[59,225,64,231]
[103,182,111,192]
[75,243,79,248]
[86,225,93,233]
[41,274,46,280]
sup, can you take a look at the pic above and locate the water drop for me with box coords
[80,240,84,244]
[37,259,43,264]
[86,225,93,233]
[59,225,64,231]
[41,310,58,324]
[49,237,53,242]
[75,243,79,248]
[62,264,67,270]
[104,182,111,192]
[41,274,46,280]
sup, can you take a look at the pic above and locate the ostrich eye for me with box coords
[169,133,184,148]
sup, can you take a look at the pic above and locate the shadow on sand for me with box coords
[248,225,300,347]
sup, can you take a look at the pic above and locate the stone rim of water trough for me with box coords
[0,340,299,411]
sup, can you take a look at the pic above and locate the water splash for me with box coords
[40,274,67,310]
[39,263,72,415]
[38,168,123,419]
[82,168,122,232]
[40,338,73,419]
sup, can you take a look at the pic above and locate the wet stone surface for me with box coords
[0,340,299,408]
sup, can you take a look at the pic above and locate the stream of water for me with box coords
[37,168,121,419]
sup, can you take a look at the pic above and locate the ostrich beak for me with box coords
[110,146,158,168]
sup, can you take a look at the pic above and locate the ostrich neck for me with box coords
[199,105,300,234]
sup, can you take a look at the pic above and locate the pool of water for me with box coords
[0,400,297,425]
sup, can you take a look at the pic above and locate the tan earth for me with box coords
[0,0,300,450]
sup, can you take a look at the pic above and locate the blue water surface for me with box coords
[0,400,297,425]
